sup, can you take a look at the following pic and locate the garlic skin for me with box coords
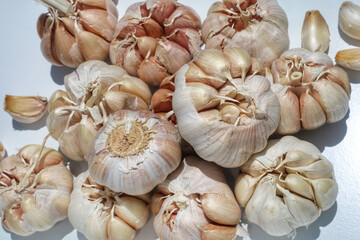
[301,10,330,52]
[234,136,338,237]
[4,95,48,123]
[47,60,152,161]
[37,0,118,68]
[269,48,350,135]
[88,110,181,195]
[170,48,280,168]
[0,144,73,236]
[0,142,5,160]
[339,1,360,40]
[202,0,289,66]
[335,48,360,71]
[110,0,202,86]
[152,156,246,240]
[68,171,150,240]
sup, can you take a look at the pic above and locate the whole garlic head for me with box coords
[0,144,73,236]
[202,0,289,66]
[269,48,351,135]
[171,48,279,168]
[68,171,150,240]
[88,110,181,195]
[47,60,152,161]
[110,0,202,86]
[152,156,245,240]
[235,136,338,237]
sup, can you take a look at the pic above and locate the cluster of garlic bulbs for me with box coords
[0,144,73,236]
[201,0,289,66]
[110,0,202,86]
[235,136,338,236]
[37,0,118,68]
[88,110,181,195]
[151,156,246,240]
[268,48,351,135]
[68,171,150,240]
[171,48,279,168]
[47,60,152,161]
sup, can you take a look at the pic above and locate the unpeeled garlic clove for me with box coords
[114,196,149,230]
[48,90,72,112]
[142,18,164,39]
[105,91,148,112]
[76,27,109,62]
[286,159,334,180]
[276,91,301,135]
[145,0,176,24]
[283,150,318,168]
[168,28,202,55]
[219,102,241,124]
[223,48,252,78]
[300,91,326,130]
[310,178,338,211]
[185,62,226,89]
[58,123,84,161]
[46,107,81,140]
[4,95,48,124]
[137,36,158,58]
[150,192,166,215]
[321,66,351,96]
[138,57,170,86]
[283,173,315,200]
[335,48,360,70]
[164,6,201,35]
[339,1,360,40]
[123,47,143,77]
[201,224,237,240]
[234,174,260,207]
[151,88,173,113]
[107,216,136,240]
[301,10,330,52]
[113,76,152,104]
[78,115,97,160]
[198,109,221,122]
[187,83,222,112]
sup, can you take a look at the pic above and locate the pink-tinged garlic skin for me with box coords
[88,110,181,195]
[37,0,118,68]
[0,145,73,236]
[202,0,290,66]
[110,0,202,86]
[269,48,351,135]
[152,156,243,240]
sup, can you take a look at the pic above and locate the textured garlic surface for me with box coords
[0,145,73,236]
[0,142,5,161]
[168,48,279,168]
[335,48,360,71]
[339,1,360,40]
[110,0,202,86]
[269,48,351,135]
[88,110,181,195]
[46,60,151,161]
[68,171,150,240]
[37,0,118,68]
[201,0,289,66]
[235,136,338,237]
[152,156,245,240]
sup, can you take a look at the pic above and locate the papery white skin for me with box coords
[235,136,338,237]
[339,1,360,40]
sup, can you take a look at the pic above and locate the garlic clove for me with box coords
[46,107,81,140]
[310,178,338,211]
[335,48,360,71]
[276,91,301,135]
[138,57,170,86]
[283,150,318,168]
[321,66,351,96]
[114,196,149,230]
[249,58,265,76]
[151,88,173,113]
[223,48,252,78]
[234,174,261,207]
[201,13,229,42]
[78,115,97,160]
[219,102,241,124]
[164,6,201,36]
[60,17,76,36]
[107,216,136,240]
[116,20,147,39]
[300,91,326,130]
[134,193,151,204]
[48,90,73,113]
[58,123,84,161]
[186,82,222,112]
[198,109,221,122]
[339,1,360,40]
[286,159,334,180]
[284,173,315,200]
[37,163,73,192]
[76,28,109,62]
[123,47,143,77]
[201,224,237,240]
[301,10,330,52]
[4,95,48,124]
[146,0,176,24]
[200,193,241,225]
[113,76,152,104]
[150,192,166,215]
[185,62,226,89]
[159,75,176,91]
[105,91,148,112]
[142,18,164,39]
[4,206,29,236]
[168,28,202,55]
[137,36,158,59]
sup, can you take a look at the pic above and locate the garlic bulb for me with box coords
[110,0,202,86]
[301,10,330,52]
[68,171,150,240]
[37,0,118,68]
[0,141,5,160]
[202,0,289,66]
[0,143,73,236]
[47,60,152,161]
[170,48,279,168]
[234,136,338,236]
[152,156,246,240]
[4,95,48,123]
[269,48,351,135]
[339,1,360,40]
[88,110,181,195]
[335,48,360,70]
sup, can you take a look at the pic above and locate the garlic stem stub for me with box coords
[301,10,330,52]
[234,136,338,237]
[335,48,360,71]
[171,48,279,168]
[269,48,351,135]
[88,110,181,195]
[0,141,6,160]
[46,60,152,161]
[4,95,48,124]
[37,0,119,68]
[110,0,203,86]
[202,0,290,66]
[339,1,360,40]
[0,143,73,236]
[68,171,150,240]
[152,156,247,240]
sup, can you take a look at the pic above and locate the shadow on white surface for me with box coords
[59,148,89,177]
[50,65,74,85]
[338,26,360,48]
[343,67,360,84]
[76,231,87,240]
[11,112,48,131]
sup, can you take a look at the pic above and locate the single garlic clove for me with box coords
[145,0,176,24]
[58,123,84,161]
[114,76,152,104]
[185,62,226,89]
[300,91,326,130]
[48,90,72,112]
[4,206,29,236]
[322,66,351,96]
[137,36,158,58]
[201,224,237,240]
[159,75,175,91]
[168,28,202,55]
[76,28,110,62]
[60,17,76,36]
[223,48,252,78]
[249,58,265,76]
[198,109,221,122]
[123,47,143,77]
[276,91,301,135]
[37,163,74,192]
[310,178,338,211]
[78,115,97,160]
[151,88,173,113]
[142,18,164,39]
[339,1,360,40]
[114,196,149,230]
[116,20,147,39]
[234,174,261,207]
[286,159,334,180]
[138,57,170,86]
[335,48,360,71]
[164,6,201,36]
[104,91,149,112]
[284,173,315,200]
[201,13,229,43]
[4,95,48,124]
[107,216,136,240]
[200,193,241,225]
[150,192,166,215]
[186,82,222,112]
[219,102,241,124]
[283,150,318,168]
[46,107,81,140]
[301,10,330,52]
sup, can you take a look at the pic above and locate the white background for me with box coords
[1,0,360,239]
